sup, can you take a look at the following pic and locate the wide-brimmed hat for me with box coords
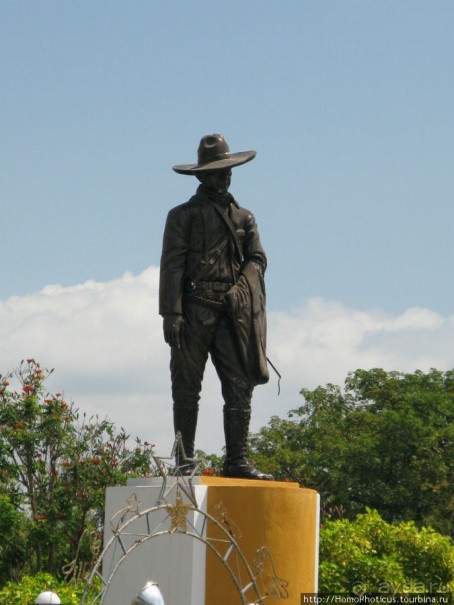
[172,134,256,175]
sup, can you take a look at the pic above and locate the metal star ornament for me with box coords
[109,491,141,530]
[165,491,193,533]
[152,433,202,507]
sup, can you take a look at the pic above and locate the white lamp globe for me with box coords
[35,591,61,605]
[132,581,166,605]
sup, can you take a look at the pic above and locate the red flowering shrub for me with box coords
[0,360,157,585]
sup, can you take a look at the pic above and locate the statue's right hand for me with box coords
[163,314,185,349]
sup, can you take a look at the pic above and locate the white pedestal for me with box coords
[103,478,208,605]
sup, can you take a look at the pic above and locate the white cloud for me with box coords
[1,269,452,456]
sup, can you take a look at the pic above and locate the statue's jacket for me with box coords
[159,185,269,385]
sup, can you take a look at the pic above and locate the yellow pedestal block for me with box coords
[200,477,319,605]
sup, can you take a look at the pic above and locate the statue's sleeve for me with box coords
[242,211,267,272]
[159,207,189,316]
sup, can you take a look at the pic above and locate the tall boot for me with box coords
[222,407,274,480]
[173,404,199,475]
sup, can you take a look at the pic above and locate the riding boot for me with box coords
[173,404,199,475]
[222,406,274,480]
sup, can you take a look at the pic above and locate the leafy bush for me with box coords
[0,493,31,585]
[0,573,100,605]
[319,509,454,593]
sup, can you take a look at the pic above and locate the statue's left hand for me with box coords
[163,314,185,349]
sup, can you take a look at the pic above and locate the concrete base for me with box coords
[103,477,319,605]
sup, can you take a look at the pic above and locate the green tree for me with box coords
[0,360,157,584]
[250,368,454,534]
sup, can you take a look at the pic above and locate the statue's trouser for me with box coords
[170,301,272,479]
[173,403,199,469]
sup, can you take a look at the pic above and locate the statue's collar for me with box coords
[196,184,238,208]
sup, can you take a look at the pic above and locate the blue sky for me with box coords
[1,2,453,453]
[2,0,453,313]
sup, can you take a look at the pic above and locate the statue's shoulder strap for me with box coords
[212,202,243,260]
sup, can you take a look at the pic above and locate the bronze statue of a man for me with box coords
[159,134,273,480]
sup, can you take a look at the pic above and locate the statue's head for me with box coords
[196,167,232,193]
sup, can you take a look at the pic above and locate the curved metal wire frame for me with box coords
[81,503,263,605]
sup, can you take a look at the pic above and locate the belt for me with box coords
[185,280,233,292]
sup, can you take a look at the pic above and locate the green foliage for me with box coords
[249,415,308,482]
[250,368,454,535]
[0,572,100,605]
[319,509,454,593]
[0,360,157,585]
[195,449,224,476]
[0,493,31,585]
